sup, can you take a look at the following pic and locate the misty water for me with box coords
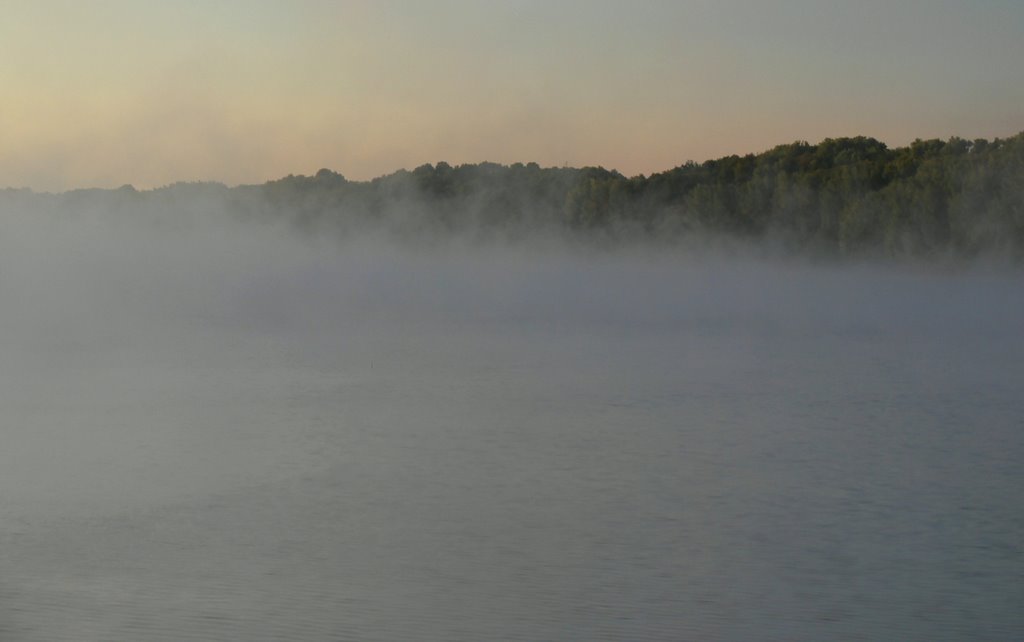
[1,209,1022,641]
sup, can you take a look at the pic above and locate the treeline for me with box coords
[4,131,1024,258]
[251,131,1024,257]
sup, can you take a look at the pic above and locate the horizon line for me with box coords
[5,129,1021,195]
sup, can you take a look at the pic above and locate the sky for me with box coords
[1,0,1022,191]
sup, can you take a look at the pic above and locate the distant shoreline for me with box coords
[3,132,1022,260]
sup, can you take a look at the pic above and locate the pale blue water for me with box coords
[1,239,1022,640]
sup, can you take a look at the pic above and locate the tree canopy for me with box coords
[5,131,1024,259]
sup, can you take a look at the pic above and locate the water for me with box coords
[1,224,1022,640]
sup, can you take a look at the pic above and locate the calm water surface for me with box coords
[1,243,1022,641]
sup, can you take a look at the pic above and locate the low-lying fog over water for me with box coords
[1,205,1022,641]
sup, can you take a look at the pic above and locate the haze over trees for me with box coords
[4,132,1023,259]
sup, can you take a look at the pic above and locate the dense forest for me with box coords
[4,131,1024,258]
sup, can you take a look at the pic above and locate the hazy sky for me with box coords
[2,0,1022,191]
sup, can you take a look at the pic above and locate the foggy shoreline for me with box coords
[5,130,1024,263]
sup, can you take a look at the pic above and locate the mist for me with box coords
[2,190,1023,640]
